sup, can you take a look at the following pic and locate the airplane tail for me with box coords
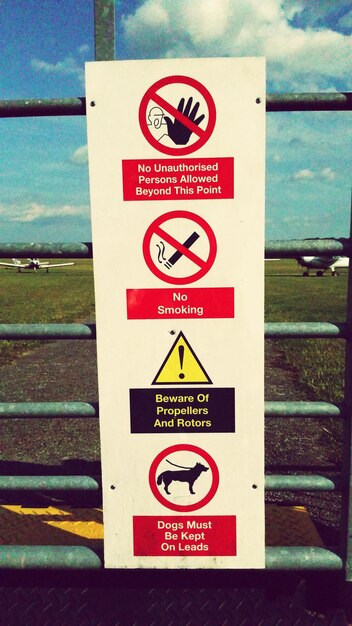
[12,259,21,265]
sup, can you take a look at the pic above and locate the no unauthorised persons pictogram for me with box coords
[139,75,216,156]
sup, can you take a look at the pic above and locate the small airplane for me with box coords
[297,256,349,277]
[0,258,75,273]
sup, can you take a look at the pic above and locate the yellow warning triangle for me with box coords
[152,331,212,385]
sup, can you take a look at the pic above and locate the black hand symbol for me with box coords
[164,97,205,145]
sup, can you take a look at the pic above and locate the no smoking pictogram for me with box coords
[149,444,220,512]
[143,210,217,285]
[139,75,216,156]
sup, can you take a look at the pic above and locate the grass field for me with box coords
[266,259,348,402]
[0,257,348,402]
[0,259,95,366]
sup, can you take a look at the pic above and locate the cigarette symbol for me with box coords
[164,231,200,270]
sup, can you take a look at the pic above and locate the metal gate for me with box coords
[0,0,352,622]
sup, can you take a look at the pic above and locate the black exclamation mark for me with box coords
[178,345,185,379]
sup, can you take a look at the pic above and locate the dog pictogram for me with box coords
[149,444,219,512]
[157,460,209,495]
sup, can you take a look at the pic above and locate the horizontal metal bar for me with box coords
[265,322,348,338]
[0,402,98,419]
[0,546,102,569]
[0,474,338,493]
[0,400,341,419]
[0,93,350,118]
[266,92,352,112]
[265,238,350,258]
[265,401,342,417]
[0,98,86,118]
[0,242,92,258]
[0,322,347,340]
[0,546,342,570]
[0,476,100,492]
[0,238,350,259]
[265,547,343,570]
[0,324,96,340]
[265,474,340,491]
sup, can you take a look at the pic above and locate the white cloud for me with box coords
[281,1,303,22]
[320,167,336,180]
[78,44,90,55]
[0,202,88,223]
[122,0,351,90]
[69,145,88,166]
[291,167,337,181]
[132,0,169,28]
[181,0,239,45]
[292,168,315,180]
[31,46,88,85]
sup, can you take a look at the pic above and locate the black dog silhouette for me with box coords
[157,462,209,495]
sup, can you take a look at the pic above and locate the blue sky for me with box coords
[0,0,351,242]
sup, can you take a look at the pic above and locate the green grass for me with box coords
[0,259,95,366]
[266,259,348,402]
[0,257,348,403]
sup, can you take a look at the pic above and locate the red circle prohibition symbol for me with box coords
[143,210,217,285]
[139,75,216,156]
[149,444,220,512]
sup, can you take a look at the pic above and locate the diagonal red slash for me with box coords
[139,76,216,157]
[143,210,217,285]
[155,226,207,268]
[151,92,205,138]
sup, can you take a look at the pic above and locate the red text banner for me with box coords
[122,157,234,201]
[133,516,236,556]
[126,287,234,319]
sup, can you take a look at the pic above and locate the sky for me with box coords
[0,0,351,242]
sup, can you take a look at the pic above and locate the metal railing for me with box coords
[0,0,351,577]
[0,240,350,573]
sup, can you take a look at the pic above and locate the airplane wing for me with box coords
[42,262,75,268]
[331,257,349,269]
[0,261,26,268]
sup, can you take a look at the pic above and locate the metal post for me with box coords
[94,0,115,61]
[341,193,352,581]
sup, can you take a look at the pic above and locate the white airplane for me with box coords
[0,258,75,272]
[297,256,349,277]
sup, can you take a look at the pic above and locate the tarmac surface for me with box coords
[0,336,342,543]
[264,340,342,547]
[0,336,348,624]
[0,339,100,468]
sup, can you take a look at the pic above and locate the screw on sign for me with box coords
[143,210,217,285]
[149,444,220,512]
[139,75,216,156]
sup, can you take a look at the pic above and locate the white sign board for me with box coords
[86,57,265,569]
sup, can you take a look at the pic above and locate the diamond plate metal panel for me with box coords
[0,583,347,626]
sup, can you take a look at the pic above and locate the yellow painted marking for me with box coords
[266,504,324,547]
[0,504,323,548]
[0,506,103,545]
